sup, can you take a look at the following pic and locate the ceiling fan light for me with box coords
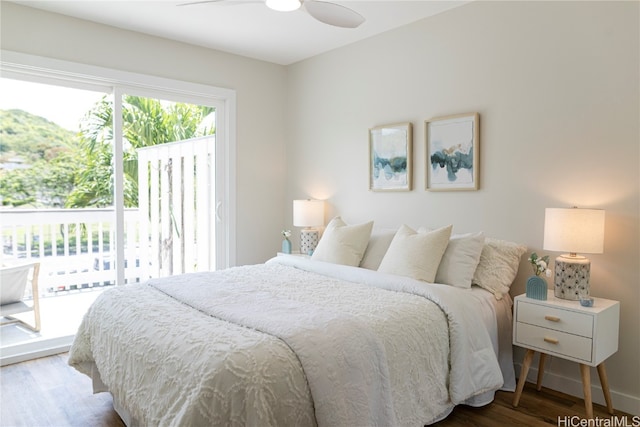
[266,0,301,12]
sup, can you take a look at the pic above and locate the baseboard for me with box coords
[0,335,73,366]
[515,361,640,416]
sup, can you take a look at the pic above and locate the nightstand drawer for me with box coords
[515,322,593,362]
[517,301,593,338]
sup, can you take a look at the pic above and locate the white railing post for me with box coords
[169,142,183,275]
[150,154,161,279]
[183,142,195,273]
[138,149,151,281]
[195,139,210,272]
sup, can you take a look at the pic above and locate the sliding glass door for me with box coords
[0,51,235,363]
[1,80,222,285]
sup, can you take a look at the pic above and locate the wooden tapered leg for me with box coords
[32,263,41,332]
[580,364,593,419]
[536,353,547,391]
[597,363,614,414]
[513,349,535,407]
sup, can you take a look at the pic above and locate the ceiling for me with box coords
[10,0,469,65]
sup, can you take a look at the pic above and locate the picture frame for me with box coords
[369,122,412,191]
[425,113,479,191]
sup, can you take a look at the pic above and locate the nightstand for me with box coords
[512,293,620,418]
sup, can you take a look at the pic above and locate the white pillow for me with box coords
[359,228,396,270]
[435,231,485,289]
[377,224,453,282]
[472,237,527,299]
[312,217,374,267]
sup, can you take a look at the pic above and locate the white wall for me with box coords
[286,1,639,414]
[0,2,288,266]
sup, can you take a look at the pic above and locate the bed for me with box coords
[69,219,525,426]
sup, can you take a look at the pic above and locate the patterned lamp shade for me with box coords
[543,207,605,300]
[293,199,325,255]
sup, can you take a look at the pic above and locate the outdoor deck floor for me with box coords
[0,289,104,365]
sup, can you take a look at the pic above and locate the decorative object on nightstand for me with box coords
[512,293,620,419]
[543,207,605,300]
[526,252,551,300]
[281,230,292,254]
[579,288,594,307]
[293,199,324,255]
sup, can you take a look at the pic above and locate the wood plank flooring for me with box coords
[1,353,125,427]
[0,353,629,426]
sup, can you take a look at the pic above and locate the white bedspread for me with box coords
[271,256,504,405]
[69,257,503,427]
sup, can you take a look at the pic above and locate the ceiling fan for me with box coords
[178,0,365,28]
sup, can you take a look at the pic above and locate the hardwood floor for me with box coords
[1,353,125,427]
[433,383,626,426]
[0,353,629,426]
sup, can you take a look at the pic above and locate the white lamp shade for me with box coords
[265,0,301,12]
[293,199,324,227]
[543,207,605,254]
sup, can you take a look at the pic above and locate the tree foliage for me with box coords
[0,96,215,209]
[66,95,215,208]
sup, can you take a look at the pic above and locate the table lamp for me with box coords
[543,207,605,300]
[293,199,324,255]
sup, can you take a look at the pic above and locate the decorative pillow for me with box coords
[434,231,485,289]
[472,237,527,299]
[377,224,453,282]
[312,217,374,267]
[359,228,396,270]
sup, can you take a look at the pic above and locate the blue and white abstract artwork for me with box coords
[426,113,479,191]
[370,123,412,191]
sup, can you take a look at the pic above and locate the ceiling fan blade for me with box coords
[304,1,365,28]
[177,0,223,6]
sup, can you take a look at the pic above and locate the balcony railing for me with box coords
[1,208,143,297]
[1,136,216,300]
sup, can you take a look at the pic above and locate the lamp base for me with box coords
[300,229,319,256]
[554,255,590,300]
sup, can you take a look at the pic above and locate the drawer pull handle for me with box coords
[544,315,561,322]
[544,337,559,345]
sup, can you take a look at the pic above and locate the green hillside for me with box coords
[0,109,80,207]
[0,109,78,163]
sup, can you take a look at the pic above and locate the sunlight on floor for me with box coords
[0,290,104,366]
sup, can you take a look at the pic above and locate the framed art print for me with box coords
[369,122,412,191]
[425,113,479,191]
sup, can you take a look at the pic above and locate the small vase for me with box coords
[526,275,547,300]
[281,238,292,254]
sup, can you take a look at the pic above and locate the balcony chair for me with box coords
[0,262,41,332]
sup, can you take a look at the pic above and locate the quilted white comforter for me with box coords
[69,256,503,427]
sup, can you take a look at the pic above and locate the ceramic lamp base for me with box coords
[554,255,590,300]
[300,229,319,255]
